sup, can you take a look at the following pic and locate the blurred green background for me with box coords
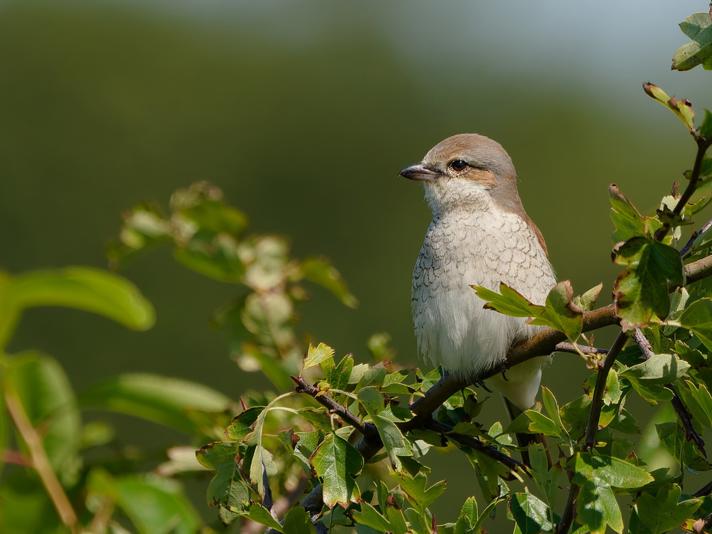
[0,0,708,522]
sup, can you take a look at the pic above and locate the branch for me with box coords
[655,136,711,241]
[558,137,712,534]
[5,389,78,533]
[681,216,712,258]
[291,375,367,435]
[410,304,618,419]
[632,328,706,456]
[293,253,712,529]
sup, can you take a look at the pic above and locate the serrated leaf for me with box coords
[509,410,560,438]
[352,501,391,531]
[473,282,541,317]
[635,484,701,533]
[574,453,653,489]
[510,492,553,534]
[620,353,690,383]
[613,237,683,329]
[475,281,582,340]
[608,184,648,242]
[679,298,712,351]
[577,483,623,534]
[672,13,712,71]
[573,283,603,311]
[531,281,583,340]
[358,387,413,469]
[397,471,447,510]
[311,433,363,508]
[303,343,335,370]
[196,441,250,524]
[454,496,478,534]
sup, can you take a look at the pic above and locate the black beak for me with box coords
[400,164,439,182]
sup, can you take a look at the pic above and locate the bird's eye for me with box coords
[448,159,468,172]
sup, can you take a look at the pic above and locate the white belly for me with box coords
[411,208,556,408]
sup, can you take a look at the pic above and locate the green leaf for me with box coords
[196,441,250,524]
[311,433,363,508]
[80,373,232,433]
[13,267,154,330]
[679,298,712,351]
[475,281,583,340]
[241,503,283,532]
[509,409,561,437]
[642,82,695,129]
[358,387,413,469]
[473,283,540,318]
[634,484,701,533]
[573,282,603,311]
[540,386,566,432]
[510,492,553,534]
[700,109,712,141]
[608,184,648,242]
[620,353,690,384]
[603,369,622,405]
[677,380,712,428]
[303,342,335,370]
[454,496,478,534]
[299,257,358,308]
[7,352,81,483]
[283,506,316,534]
[89,470,201,534]
[612,237,683,329]
[352,501,391,531]
[397,471,447,511]
[577,483,623,534]
[574,452,653,489]
[0,268,155,348]
[530,281,583,340]
[672,13,712,71]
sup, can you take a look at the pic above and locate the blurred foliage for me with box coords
[2,2,712,534]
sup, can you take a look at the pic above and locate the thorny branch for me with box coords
[558,134,712,533]
[288,253,712,530]
[633,328,706,456]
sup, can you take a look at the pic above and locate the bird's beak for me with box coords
[400,163,439,182]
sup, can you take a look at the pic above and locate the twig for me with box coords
[694,479,712,498]
[558,136,712,534]
[681,217,712,258]
[291,375,367,435]
[293,253,712,530]
[410,251,712,423]
[655,137,712,241]
[633,328,706,455]
[554,342,608,355]
[583,333,629,449]
[4,389,78,532]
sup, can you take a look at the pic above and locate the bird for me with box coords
[402,133,556,412]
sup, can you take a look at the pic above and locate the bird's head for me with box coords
[400,133,523,217]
